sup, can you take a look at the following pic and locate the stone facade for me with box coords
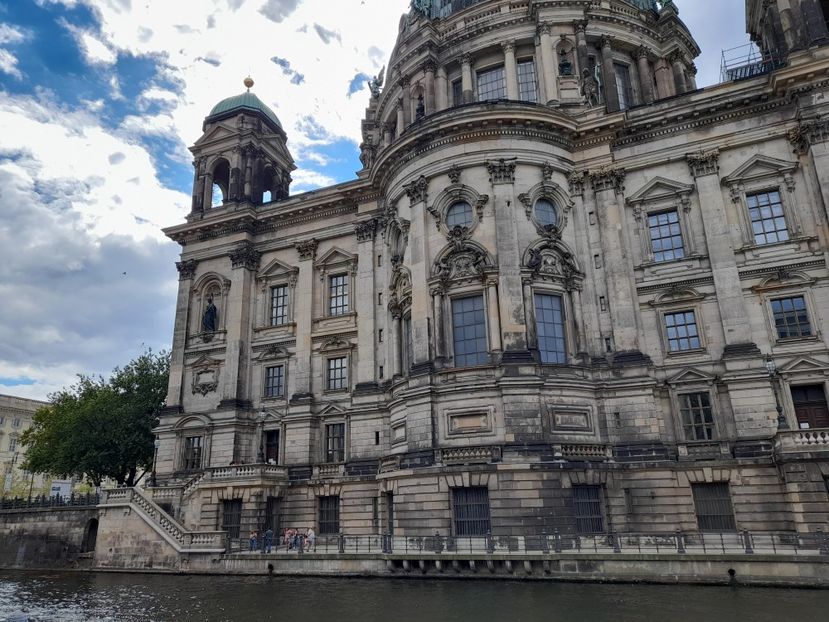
[153,0,829,544]
[0,393,48,496]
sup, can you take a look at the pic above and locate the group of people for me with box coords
[247,527,316,553]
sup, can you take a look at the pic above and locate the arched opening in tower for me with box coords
[211,159,230,208]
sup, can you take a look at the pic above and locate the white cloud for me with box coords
[0,23,28,45]
[0,49,21,79]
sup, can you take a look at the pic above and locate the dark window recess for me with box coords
[517,59,538,102]
[535,293,566,364]
[691,483,737,532]
[264,496,281,533]
[329,274,349,316]
[374,431,380,446]
[386,492,395,535]
[326,423,345,463]
[221,499,243,540]
[573,485,605,534]
[665,310,701,352]
[649,209,685,262]
[614,62,633,110]
[264,430,280,464]
[372,497,379,529]
[327,357,348,391]
[791,385,829,430]
[318,495,340,534]
[183,436,203,471]
[476,65,506,101]
[452,79,463,106]
[771,296,812,339]
[452,487,491,536]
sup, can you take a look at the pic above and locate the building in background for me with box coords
[148,0,829,542]
[0,394,48,497]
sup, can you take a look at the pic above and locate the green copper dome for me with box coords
[207,91,282,130]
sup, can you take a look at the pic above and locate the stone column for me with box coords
[776,0,801,51]
[401,78,412,127]
[502,42,519,100]
[404,176,434,373]
[243,149,253,200]
[539,23,559,104]
[574,21,589,72]
[486,278,503,353]
[687,64,698,91]
[229,147,242,201]
[191,162,203,215]
[355,219,378,390]
[166,260,197,407]
[431,286,446,360]
[686,151,757,353]
[436,66,449,111]
[202,170,214,210]
[461,53,474,104]
[424,61,436,114]
[670,51,688,95]
[600,36,620,112]
[396,99,405,137]
[654,59,675,99]
[383,124,393,147]
[292,239,318,399]
[637,47,654,104]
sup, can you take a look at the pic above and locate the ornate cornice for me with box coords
[295,239,318,261]
[229,242,261,271]
[686,149,720,178]
[176,259,198,281]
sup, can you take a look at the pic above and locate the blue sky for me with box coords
[0,0,748,400]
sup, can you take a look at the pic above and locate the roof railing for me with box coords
[720,43,785,82]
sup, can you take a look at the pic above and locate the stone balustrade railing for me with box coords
[776,429,829,453]
[206,465,288,480]
[555,444,612,461]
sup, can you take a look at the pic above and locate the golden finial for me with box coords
[244,76,254,91]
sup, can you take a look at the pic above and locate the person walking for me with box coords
[249,529,258,552]
[264,527,274,554]
[306,526,316,551]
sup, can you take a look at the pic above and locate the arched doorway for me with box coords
[82,518,99,553]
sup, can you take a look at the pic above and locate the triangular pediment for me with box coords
[260,257,299,279]
[779,356,829,375]
[723,155,798,184]
[189,354,222,369]
[315,247,357,267]
[317,403,347,417]
[193,123,238,147]
[257,344,291,361]
[627,176,694,205]
[667,367,717,385]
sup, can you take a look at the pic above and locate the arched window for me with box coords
[534,199,558,228]
[211,159,230,208]
[446,201,473,228]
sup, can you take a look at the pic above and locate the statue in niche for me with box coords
[202,295,218,333]
[368,66,385,98]
[580,68,600,108]
[559,49,573,76]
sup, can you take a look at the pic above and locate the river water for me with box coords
[0,571,826,622]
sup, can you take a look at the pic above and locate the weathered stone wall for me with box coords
[0,507,98,569]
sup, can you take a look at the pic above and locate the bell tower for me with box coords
[189,77,295,219]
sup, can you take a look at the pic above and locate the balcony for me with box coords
[775,429,829,457]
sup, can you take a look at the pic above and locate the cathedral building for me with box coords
[153,0,829,542]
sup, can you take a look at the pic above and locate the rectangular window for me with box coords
[221,499,243,540]
[264,365,285,398]
[452,487,491,536]
[372,497,379,529]
[327,357,348,391]
[318,495,340,534]
[680,392,716,441]
[452,295,488,367]
[12,418,21,428]
[648,210,685,262]
[8,436,17,453]
[264,430,280,464]
[534,293,566,364]
[665,310,701,352]
[183,436,203,471]
[326,423,346,463]
[270,285,288,326]
[476,65,506,101]
[614,62,633,110]
[791,385,829,430]
[452,79,463,106]
[573,485,605,534]
[771,296,812,339]
[691,483,737,532]
[329,274,349,316]
[517,59,538,102]
[747,190,789,245]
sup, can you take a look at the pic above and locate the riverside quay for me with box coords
[5,0,829,585]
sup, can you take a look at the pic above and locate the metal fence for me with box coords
[225,529,829,557]
[0,493,101,511]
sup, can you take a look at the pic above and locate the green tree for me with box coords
[21,350,169,487]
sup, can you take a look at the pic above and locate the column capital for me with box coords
[537,22,552,37]
[229,242,261,271]
[295,239,318,261]
[355,218,378,243]
[461,52,474,67]
[600,34,614,50]
[176,259,198,281]
[787,117,829,154]
[486,158,517,184]
[636,45,653,60]
[573,19,588,33]
[588,166,626,194]
[668,49,685,65]
[501,41,516,54]
[568,171,588,196]
[423,59,437,74]
[404,175,429,204]
[686,149,720,178]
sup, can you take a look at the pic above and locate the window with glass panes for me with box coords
[517,59,538,102]
[771,296,812,338]
[264,430,280,464]
[270,285,288,326]
[452,487,491,536]
[614,63,633,110]
[183,436,203,471]
[534,199,557,228]
[446,201,473,228]
[452,79,463,106]
[452,295,488,366]
[665,310,701,352]
[318,495,340,534]
[8,436,17,453]
[264,365,285,398]
[747,190,789,245]
[573,485,605,533]
[476,66,506,101]
[648,210,685,262]
[329,274,349,316]
[325,423,345,463]
[326,357,348,391]
[680,392,716,441]
[535,293,566,364]
[691,483,736,532]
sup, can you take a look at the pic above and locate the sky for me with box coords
[0,0,749,401]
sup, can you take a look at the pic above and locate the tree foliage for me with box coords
[21,350,169,487]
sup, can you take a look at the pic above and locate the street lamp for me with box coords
[765,355,789,431]
[150,438,161,488]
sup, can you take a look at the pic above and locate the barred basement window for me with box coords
[665,310,701,352]
[452,487,491,536]
[264,365,285,398]
[771,296,812,339]
[572,485,604,534]
[534,293,566,364]
[183,436,203,471]
[318,495,340,534]
[325,423,345,463]
[648,210,685,262]
[680,392,716,441]
[221,499,242,540]
[691,483,736,532]
[270,285,288,326]
[329,274,349,316]
[477,66,506,101]
[517,59,538,102]
[747,190,788,245]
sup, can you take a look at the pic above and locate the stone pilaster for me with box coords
[502,42,519,101]
[292,239,317,400]
[637,47,654,104]
[166,260,198,408]
[538,23,559,104]
[461,53,474,104]
[404,176,433,373]
[436,65,449,111]
[355,219,378,390]
[600,36,620,112]
[424,61,436,114]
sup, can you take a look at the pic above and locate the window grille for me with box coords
[614,63,633,110]
[183,436,203,471]
[318,495,340,534]
[648,210,685,262]
[680,392,716,441]
[747,190,788,245]
[517,59,538,102]
[446,201,473,228]
[771,296,812,338]
[534,199,557,228]
[452,295,488,367]
[221,499,242,539]
[264,430,280,464]
[691,483,737,532]
[325,423,345,463]
[452,487,491,536]
[270,285,288,326]
[573,485,604,533]
[329,274,349,316]
[665,310,701,352]
[327,357,348,391]
[476,66,506,101]
[264,365,285,398]
[534,293,566,364]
